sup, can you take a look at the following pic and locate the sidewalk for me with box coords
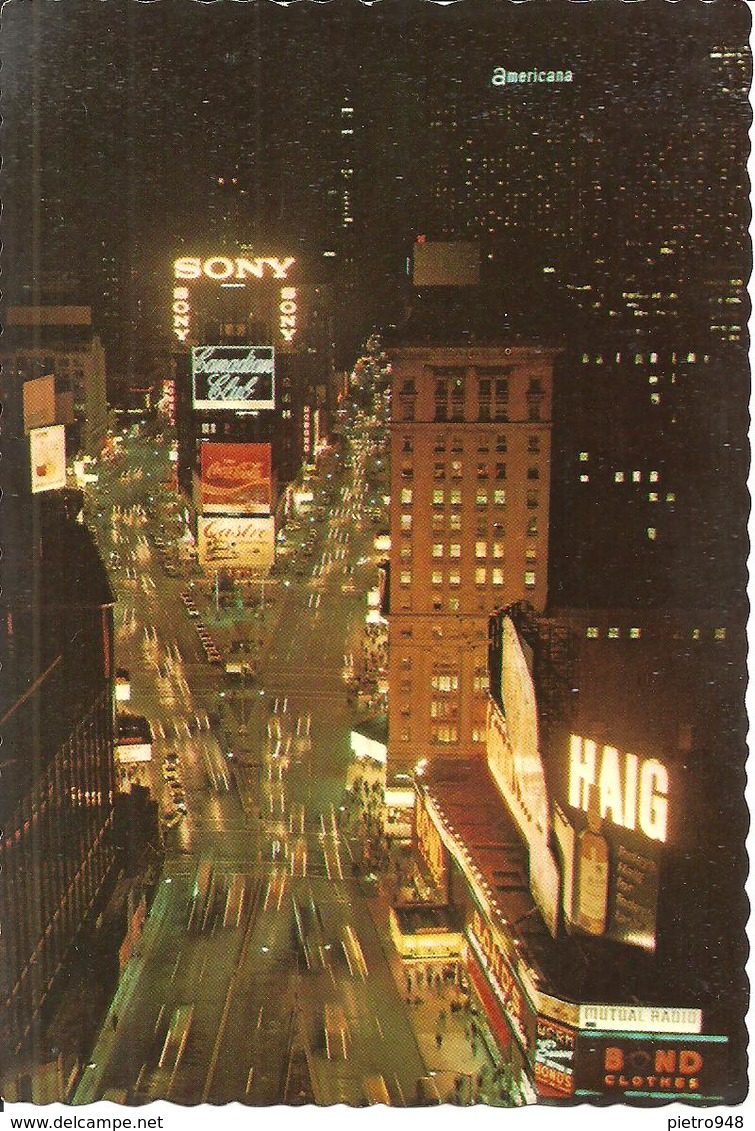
[367,888,507,1105]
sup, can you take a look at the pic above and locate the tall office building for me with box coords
[386,338,559,770]
[0,354,118,1089]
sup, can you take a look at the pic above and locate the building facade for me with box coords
[386,343,558,769]
[403,602,745,1104]
[6,307,109,457]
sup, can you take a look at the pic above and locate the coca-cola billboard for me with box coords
[200,442,271,515]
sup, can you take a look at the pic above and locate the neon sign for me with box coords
[174,256,296,281]
[279,286,297,343]
[172,286,191,342]
[568,734,669,843]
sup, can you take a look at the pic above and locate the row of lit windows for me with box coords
[580,351,705,365]
[409,568,535,588]
[586,625,727,642]
[400,435,542,456]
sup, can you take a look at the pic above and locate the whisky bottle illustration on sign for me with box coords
[575,804,610,937]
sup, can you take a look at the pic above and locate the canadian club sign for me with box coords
[191,346,275,411]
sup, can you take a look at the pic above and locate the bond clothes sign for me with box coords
[574,1033,728,1101]
[30,425,66,494]
[192,346,275,411]
[200,442,272,515]
[197,516,275,571]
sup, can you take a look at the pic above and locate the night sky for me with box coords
[2,0,750,347]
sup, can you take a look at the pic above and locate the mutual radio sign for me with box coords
[192,346,275,412]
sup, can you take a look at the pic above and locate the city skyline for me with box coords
[0,0,750,1118]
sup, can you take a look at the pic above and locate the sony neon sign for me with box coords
[568,734,669,843]
[174,256,296,281]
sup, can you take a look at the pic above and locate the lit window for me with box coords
[527,517,538,536]
[494,489,506,505]
[448,597,459,612]
[608,627,620,639]
[432,543,444,558]
[649,375,659,385]
[647,527,657,540]
[580,474,590,483]
[649,471,660,483]
[579,451,589,462]
[432,514,443,531]
[476,491,488,506]
[714,627,727,641]
[687,352,696,363]
[401,515,412,531]
[401,488,413,505]
[449,572,461,587]
[615,471,625,483]
[524,571,536,588]
[632,471,642,483]
[650,352,658,364]
[450,514,462,530]
[400,545,411,560]
[666,492,676,503]
[492,542,504,559]
[648,492,658,502]
[586,627,599,638]
[450,489,462,506]
[452,461,463,478]
[475,568,487,586]
[692,628,701,641]
[492,569,504,586]
[400,571,412,586]
[650,393,661,405]
[475,541,487,559]
[431,571,443,586]
[525,548,537,562]
[433,489,445,506]
[629,627,641,639]
[449,544,461,558]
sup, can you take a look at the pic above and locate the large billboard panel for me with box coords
[191,345,275,411]
[23,375,57,432]
[30,424,66,494]
[200,442,272,515]
[197,515,275,571]
[573,1032,728,1102]
[412,240,480,287]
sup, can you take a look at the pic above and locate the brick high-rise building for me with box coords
[386,342,559,770]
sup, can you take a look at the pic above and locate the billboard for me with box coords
[30,424,66,494]
[197,515,275,571]
[200,442,272,515]
[191,345,275,411]
[23,375,56,432]
[573,1032,728,1101]
[412,240,481,287]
